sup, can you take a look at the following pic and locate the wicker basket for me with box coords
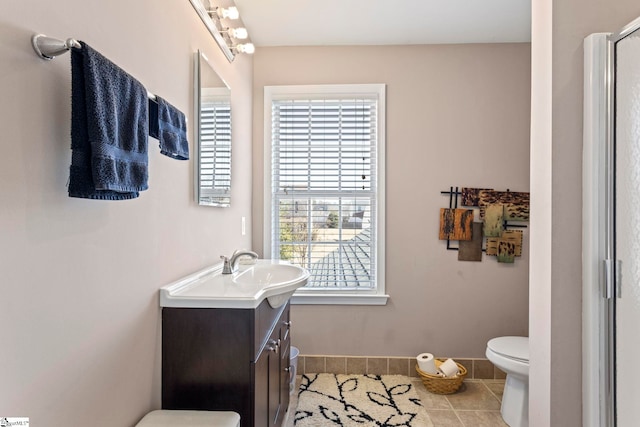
[415,359,467,395]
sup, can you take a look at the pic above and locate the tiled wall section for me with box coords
[298,355,506,380]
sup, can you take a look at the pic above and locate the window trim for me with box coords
[263,84,388,305]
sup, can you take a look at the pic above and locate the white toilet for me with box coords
[486,336,529,427]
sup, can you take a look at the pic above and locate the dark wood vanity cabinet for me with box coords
[162,300,291,427]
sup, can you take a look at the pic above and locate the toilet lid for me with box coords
[487,336,529,362]
[136,410,240,427]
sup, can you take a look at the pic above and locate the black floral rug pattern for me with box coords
[294,374,433,427]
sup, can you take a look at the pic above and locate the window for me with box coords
[264,84,387,305]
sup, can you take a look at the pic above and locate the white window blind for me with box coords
[199,99,231,205]
[271,96,379,290]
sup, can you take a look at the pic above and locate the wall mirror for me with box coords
[194,50,232,207]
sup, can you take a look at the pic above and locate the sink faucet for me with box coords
[221,249,259,274]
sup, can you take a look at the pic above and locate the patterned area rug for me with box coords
[294,374,433,426]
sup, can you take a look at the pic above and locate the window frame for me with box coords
[263,84,388,305]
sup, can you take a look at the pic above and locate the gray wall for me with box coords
[252,44,531,358]
[0,1,253,426]
[529,0,640,425]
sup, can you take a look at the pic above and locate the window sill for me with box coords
[291,292,389,306]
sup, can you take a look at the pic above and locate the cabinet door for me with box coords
[279,315,291,420]
[268,337,281,425]
[254,350,269,427]
[255,303,291,427]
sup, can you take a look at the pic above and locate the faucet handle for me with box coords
[220,255,232,274]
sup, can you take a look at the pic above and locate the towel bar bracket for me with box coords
[32,34,80,60]
[30,33,158,102]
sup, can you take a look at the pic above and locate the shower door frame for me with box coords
[583,15,640,427]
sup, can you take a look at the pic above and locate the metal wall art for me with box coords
[439,186,529,263]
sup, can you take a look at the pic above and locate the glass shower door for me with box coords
[614,24,640,427]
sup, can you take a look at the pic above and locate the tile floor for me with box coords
[284,377,508,427]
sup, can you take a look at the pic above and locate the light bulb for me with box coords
[235,43,255,54]
[229,27,248,40]
[217,6,239,20]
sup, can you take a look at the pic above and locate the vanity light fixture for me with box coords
[189,0,254,62]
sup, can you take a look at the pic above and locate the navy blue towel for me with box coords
[149,96,189,160]
[69,42,149,200]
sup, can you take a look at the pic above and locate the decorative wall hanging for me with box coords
[440,186,529,264]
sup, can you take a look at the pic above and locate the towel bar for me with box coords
[31,34,157,101]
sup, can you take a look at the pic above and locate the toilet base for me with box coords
[500,374,528,427]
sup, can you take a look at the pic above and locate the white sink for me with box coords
[160,260,310,309]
